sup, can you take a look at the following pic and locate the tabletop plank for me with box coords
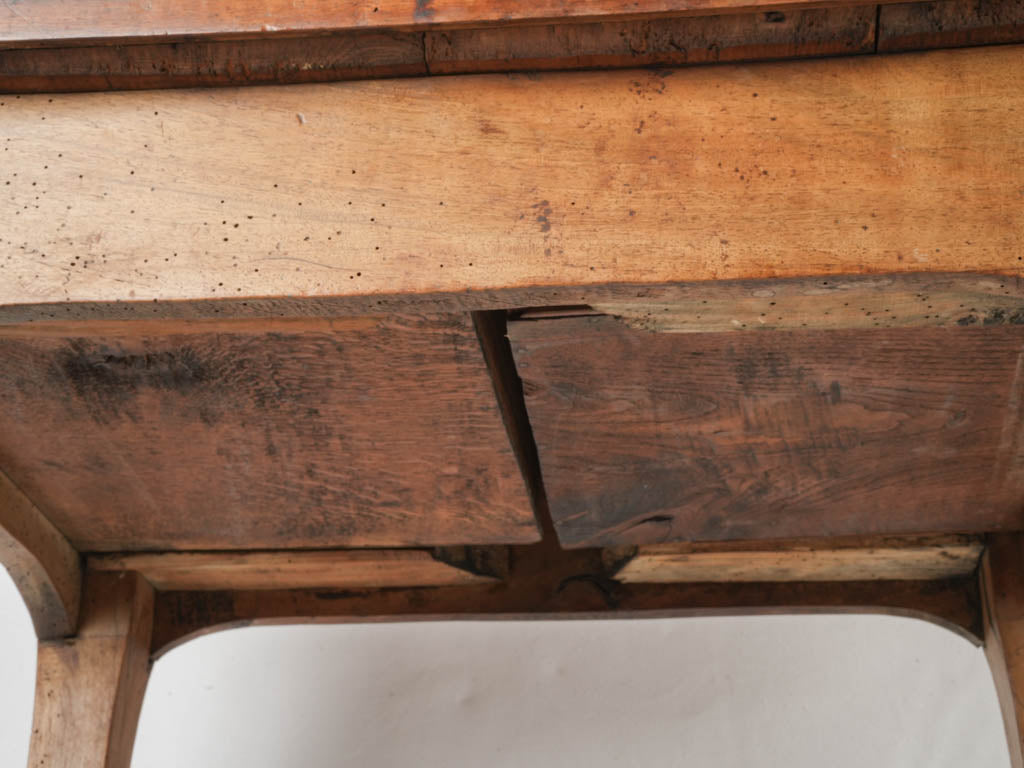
[1,45,1022,312]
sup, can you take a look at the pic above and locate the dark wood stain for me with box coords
[0,315,539,551]
[879,0,1024,52]
[426,7,876,76]
[0,6,877,93]
[509,316,1024,547]
[0,31,427,93]
[415,0,437,21]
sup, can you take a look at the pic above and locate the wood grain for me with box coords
[2,4,1019,94]
[0,31,427,93]
[608,535,984,583]
[0,0,905,47]
[982,535,1024,768]
[510,316,1024,547]
[30,571,153,768]
[0,316,538,551]
[0,8,875,93]
[425,7,875,74]
[88,548,508,590]
[2,46,1023,310]
[879,0,1024,52]
[0,468,80,639]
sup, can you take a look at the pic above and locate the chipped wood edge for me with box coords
[592,276,1024,333]
[88,548,507,591]
[4,273,1024,333]
[606,535,984,583]
[0,468,80,639]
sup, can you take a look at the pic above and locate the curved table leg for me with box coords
[29,571,153,768]
[0,469,80,640]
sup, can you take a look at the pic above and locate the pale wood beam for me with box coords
[607,536,984,584]
[88,548,508,591]
[1,46,1022,316]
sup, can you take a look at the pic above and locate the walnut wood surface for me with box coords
[0,468,80,639]
[510,316,1024,547]
[29,571,153,768]
[2,47,1023,311]
[0,316,538,551]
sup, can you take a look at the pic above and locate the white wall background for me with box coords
[0,567,1010,767]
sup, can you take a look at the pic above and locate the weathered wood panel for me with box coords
[2,46,1023,311]
[88,548,508,590]
[607,535,984,582]
[510,316,1024,547]
[0,468,80,639]
[879,0,1024,52]
[0,316,539,551]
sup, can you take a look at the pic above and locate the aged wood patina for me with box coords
[3,6,1024,766]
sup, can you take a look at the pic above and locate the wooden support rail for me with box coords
[146,535,987,658]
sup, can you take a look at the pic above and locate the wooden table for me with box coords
[3,1,1024,764]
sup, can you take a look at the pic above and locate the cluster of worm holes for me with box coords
[4,96,1024,323]
[0,99,489,315]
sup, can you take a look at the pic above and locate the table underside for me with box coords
[4,15,1024,766]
